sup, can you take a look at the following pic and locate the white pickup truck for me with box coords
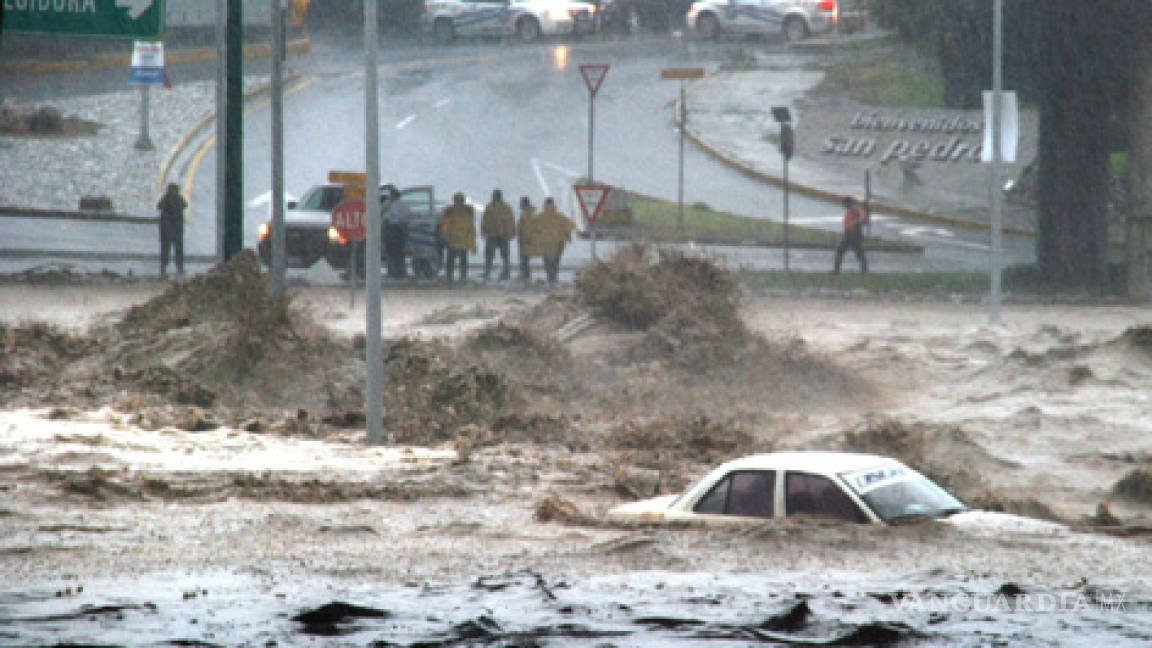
[256,184,444,278]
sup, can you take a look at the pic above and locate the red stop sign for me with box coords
[331,197,367,242]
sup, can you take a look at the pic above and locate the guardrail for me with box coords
[0,206,155,225]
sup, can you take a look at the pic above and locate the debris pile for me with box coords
[1112,467,1152,503]
[575,244,746,367]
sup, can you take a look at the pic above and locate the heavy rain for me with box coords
[2,0,1152,645]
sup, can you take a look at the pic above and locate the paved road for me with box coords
[2,31,1035,278]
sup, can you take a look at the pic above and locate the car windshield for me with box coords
[847,473,966,522]
[300,186,345,211]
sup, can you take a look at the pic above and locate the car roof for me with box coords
[715,452,902,476]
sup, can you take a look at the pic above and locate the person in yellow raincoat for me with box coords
[480,189,517,281]
[533,197,576,284]
[517,196,538,282]
[439,192,476,282]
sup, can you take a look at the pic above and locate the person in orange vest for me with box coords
[833,195,868,274]
[439,192,477,283]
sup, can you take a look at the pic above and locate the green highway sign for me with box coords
[3,0,164,38]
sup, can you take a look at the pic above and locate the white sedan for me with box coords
[424,0,597,43]
[608,452,1066,535]
[686,0,838,41]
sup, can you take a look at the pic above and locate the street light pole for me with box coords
[364,0,384,445]
[270,0,286,300]
[990,0,1004,324]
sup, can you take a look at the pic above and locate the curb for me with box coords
[679,75,1037,239]
[1,36,313,74]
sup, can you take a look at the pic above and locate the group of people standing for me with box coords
[438,189,576,284]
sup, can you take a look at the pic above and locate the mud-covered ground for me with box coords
[2,249,1152,645]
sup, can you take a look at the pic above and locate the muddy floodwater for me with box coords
[2,254,1152,645]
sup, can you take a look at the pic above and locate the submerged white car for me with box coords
[424,0,597,43]
[686,0,838,41]
[608,452,1066,536]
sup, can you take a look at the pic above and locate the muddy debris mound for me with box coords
[841,419,1019,500]
[601,415,758,467]
[1121,325,1152,351]
[1112,467,1152,503]
[109,251,353,413]
[574,244,747,367]
[379,337,524,446]
[0,321,96,392]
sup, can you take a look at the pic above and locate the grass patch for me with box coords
[815,57,944,108]
[619,190,843,247]
[739,269,988,294]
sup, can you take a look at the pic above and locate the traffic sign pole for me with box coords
[661,68,704,241]
[578,64,609,186]
[574,184,611,261]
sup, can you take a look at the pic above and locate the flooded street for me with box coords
[2,253,1152,645]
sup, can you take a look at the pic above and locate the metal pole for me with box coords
[588,91,595,183]
[135,84,154,150]
[589,93,597,261]
[990,0,1004,324]
[215,0,227,261]
[678,80,685,239]
[224,0,244,259]
[270,0,286,300]
[783,157,790,272]
[365,0,384,445]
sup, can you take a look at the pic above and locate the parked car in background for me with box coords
[608,451,1069,537]
[685,0,838,41]
[257,184,443,278]
[424,0,597,43]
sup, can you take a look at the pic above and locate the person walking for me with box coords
[382,185,411,279]
[480,189,517,281]
[518,196,538,282]
[534,197,576,284]
[156,182,186,278]
[833,195,869,274]
[439,192,476,283]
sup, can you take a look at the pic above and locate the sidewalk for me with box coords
[683,56,1038,235]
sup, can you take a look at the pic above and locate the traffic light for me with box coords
[779,123,795,161]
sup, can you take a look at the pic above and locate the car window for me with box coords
[302,186,344,211]
[693,470,774,518]
[786,472,868,523]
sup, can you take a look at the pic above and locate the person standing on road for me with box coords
[382,185,411,279]
[439,192,476,283]
[156,182,186,278]
[833,195,869,274]
[535,197,576,284]
[480,189,517,281]
[518,196,538,282]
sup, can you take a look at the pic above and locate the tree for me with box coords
[872,0,1152,290]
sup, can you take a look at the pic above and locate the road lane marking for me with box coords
[396,114,416,129]
[530,157,550,196]
[434,98,450,108]
[181,78,316,224]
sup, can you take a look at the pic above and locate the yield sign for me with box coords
[573,184,612,227]
[579,64,610,98]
